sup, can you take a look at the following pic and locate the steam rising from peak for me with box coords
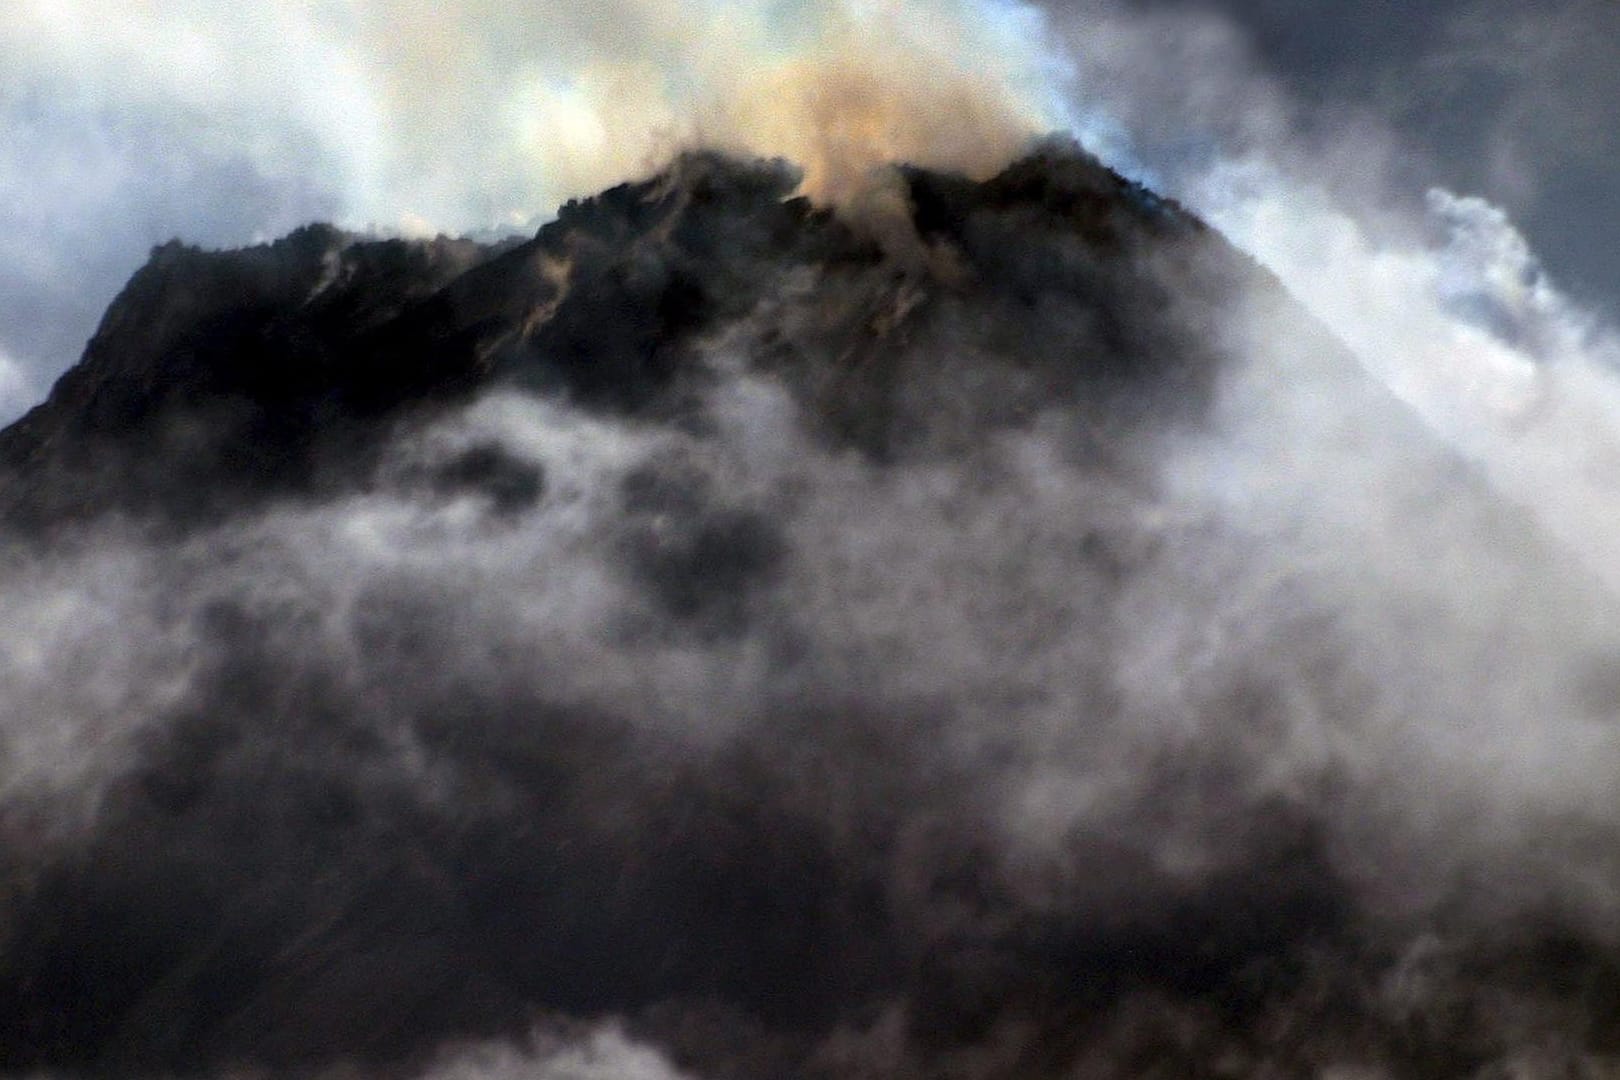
[2,0,1056,227]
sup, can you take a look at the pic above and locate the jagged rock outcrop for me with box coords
[0,145,1238,530]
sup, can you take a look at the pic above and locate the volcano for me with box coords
[1,145,1617,1079]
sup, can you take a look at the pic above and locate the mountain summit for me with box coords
[1,146,1616,1079]
[0,145,1232,529]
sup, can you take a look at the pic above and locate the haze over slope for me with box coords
[1,145,1618,1079]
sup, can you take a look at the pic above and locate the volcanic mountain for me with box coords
[1,145,1617,1079]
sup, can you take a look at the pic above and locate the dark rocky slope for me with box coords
[0,145,1616,1080]
[0,147,1231,530]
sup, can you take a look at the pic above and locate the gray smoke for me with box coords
[1,151,1618,1079]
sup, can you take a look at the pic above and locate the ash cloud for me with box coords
[2,149,1620,1079]
[0,0,1056,215]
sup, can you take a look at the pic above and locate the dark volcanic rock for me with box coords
[0,224,499,529]
[0,145,1247,532]
[1,145,1617,1080]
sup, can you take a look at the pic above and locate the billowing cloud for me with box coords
[0,0,1058,227]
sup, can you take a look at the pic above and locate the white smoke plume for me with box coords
[1,0,1057,229]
